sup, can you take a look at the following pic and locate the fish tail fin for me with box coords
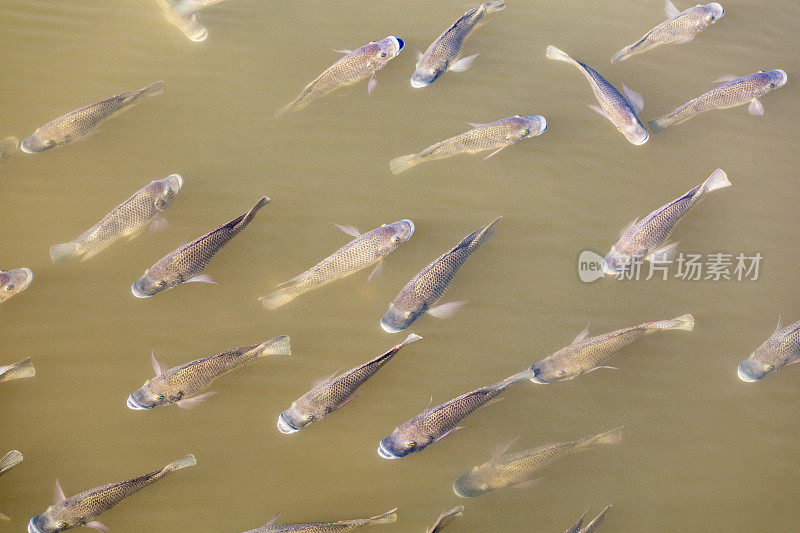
[259,287,297,310]
[697,168,731,196]
[545,45,575,65]
[580,427,623,449]
[611,46,632,63]
[49,242,81,262]
[257,335,291,357]
[502,369,536,384]
[141,81,165,98]
[647,313,695,332]
[585,505,612,531]
[647,116,669,134]
[389,154,420,175]
[0,357,35,380]
[274,102,293,118]
[161,454,196,475]
[232,196,270,230]
[466,216,502,251]
[0,450,23,473]
[368,508,398,525]
[484,0,506,13]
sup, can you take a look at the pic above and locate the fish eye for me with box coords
[3,285,12,291]
[480,483,490,491]
[58,523,68,529]
[379,52,387,58]
[768,83,775,89]
[391,236,400,244]
[407,441,416,448]
[558,370,567,377]
[765,364,774,371]
[404,311,412,317]
[305,415,314,421]
[521,129,530,136]
[158,281,167,287]
[706,14,713,21]
[156,394,164,401]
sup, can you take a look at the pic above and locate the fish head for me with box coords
[28,509,72,533]
[131,264,178,298]
[375,219,415,254]
[0,268,33,303]
[737,346,780,382]
[378,425,432,459]
[757,69,788,94]
[452,465,499,498]
[20,130,57,154]
[704,3,725,22]
[153,174,184,211]
[618,117,649,146]
[518,115,548,137]
[127,380,171,410]
[380,300,422,333]
[601,247,633,277]
[277,399,323,434]
[529,354,580,383]
[372,36,405,62]
[410,55,445,88]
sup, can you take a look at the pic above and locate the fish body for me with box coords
[453,428,622,497]
[428,506,463,532]
[377,369,533,459]
[612,2,724,63]
[277,37,404,116]
[579,506,612,533]
[0,450,23,476]
[245,508,397,532]
[602,169,730,275]
[649,70,787,133]
[546,45,648,145]
[0,357,35,384]
[50,174,183,262]
[21,82,164,153]
[127,336,290,410]
[131,196,269,297]
[28,455,195,533]
[738,318,800,382]
[0,268,33,304]
[529,315,694,383]
[0,136,19,163]
[389,115,547,175]
[261,220,415,310]
[411,1,506,88]
[380,218,500,333]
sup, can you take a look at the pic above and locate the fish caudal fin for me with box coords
[0,357,35,380]
[259,287,296,310]
[275,102,294,118]
[545,45,575,65]
[389,154,420,175]
[484,0,505,13]
[50,242,80,262]
[239,196,270,228]
[698,168,731,195]
[0,450,23,474]
[259,335,291,357]
[141,81,165,98]
[647,117,669,134]
[467,216,502,251]
[162,454,196,474]
[581,427,623,448]
[646,313,695,332]
[368,508,398,525]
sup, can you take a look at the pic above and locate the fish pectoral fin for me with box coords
[664,0,681,18]
[620,217,640,237]
[585,365,618,374]
[648,241,680,263]
[467,122,487,128]
[331,223,361,238]
[151,350,165,377]
[85,520,109,532]
[185,274,216,284]
[177,391,218,409]
[674,36,695,44]
[622,84,645,114]
[265,512,281,527]
[367,74,378,96]
[772,316,783,336]
[748,99,765,116]
[482,146,506,160]
[587,104,610,120]
[434,426,464,442]
[713,75,740,84]
[338,393,359,408]
[365,259,384,286]
[149,215,169,235]
[427,301,467,319]
[492,436,520,459]
[571,323,590,345]
[53,479,66,504]
[449,53,479,72]
[510,478,539,490]
[333,49,352,54]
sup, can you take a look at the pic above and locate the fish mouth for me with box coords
[18,268,34,291]
[629,130,649,145]
[452,481,480,498]
[536,115,547,134]
[130,282,152,299]
[775,69,788,87]
[410,77,430,89]
[380,318,404,334]
[388,36,404,53]
[168,173,184,189]
[709,3,724,18]
[377,441,401,459]
[19,137,39,154]
[126,395,150,410]
[737,363,761,383]
[277,413,299,434]
[529,375,548,384]
[402,219,415,238]
[28,517,45,533]
[601,260,621,276]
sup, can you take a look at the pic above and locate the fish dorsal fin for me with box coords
[331,223,361,238]
[772,316,783,337]
[571,324,590,345]
[54,479,66,504]
[620,217,639,237]
[314,370,340,389]
[85,521,108,532]
[492,436,519,459]
[622,84,644,114]
[468,122,487,128]
[665,0,681,18]
[151,351,165,377]
[266,512,281,526]
[713,75,740,84]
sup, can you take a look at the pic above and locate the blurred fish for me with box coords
[21,82,164,153]
[649,70,787,133]
[529,314,694,383]
[131,196,269,298]
[428,506,463,532]
[278,334,421,434]
[0,268,33,304]
[612,1,724,63]
[277,37,404,116]
[175,0,229,15]
[738,318,800,382]
[127,336,290,410]
[389,115,547,175]
[411,1,506,88]
[453,428,622,498]
[377,369,533,459]
[546,45,648,145]
[576,505,612,533]
[380,218,500,333]
[0,136,19,163]
[28,454,195,533]
[0,450,23,477]
[0,357,35,384]
[602,169,729,275]
[50,174,183,262]
[261,220,415,310]
[244,508,397,532]
[157,0,208,41]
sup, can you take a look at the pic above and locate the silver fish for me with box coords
[612,1,724,63]
[602,169,730,276]
[0,450,23,477]
[277,37,404,116]
[411,1,506,88]
[649,70,788,133]
[565,505,612,533]
[738,318,800,382]
[278,334,421,434]
[428,506,463,532]
[245,508,397,532]
[529,315,694,383]
[21,82,164,153]
[0,357,35,384]
[380,218,500,333]
[0,136,19,163]
[127,336,290,410]
[0,268,33,304]
[389,115,547,175]
[260,220,415,310]
[28,455,195,533]
[50,174,183,262]
[377,369,533,459]
[131,196,269,298]
[157,0,208,42]
[546,45,648,145]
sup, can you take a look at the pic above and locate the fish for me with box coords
[545,45,648,145]
[649,70,788,133]
[377,369,534,459]
[261,220,415,310]
[452,428,623,498]
[127,335,290,410]
[131,196,269,298]
[0,357,35,384]
[0,450,23,477]
[278,334,421,434]
[602,169,730,275]
[380,218,500,333]
[175,0,229,16]
[21,82,164,153]
[389,115,547,175]
[612,1,724,63]
[411,1,506,88]
[27,454,195,533]
[50,174,183,262]
[0,136,19,163]
[428,506,463,532]
[157,0,208,42]
[528,314,694,383]
[738,318,800,382]
[277,37,404,116]
[0,268,33,304]
[566,505,612,533]
[244,508,398,532]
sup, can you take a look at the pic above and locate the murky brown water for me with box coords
[2,0,799,531]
